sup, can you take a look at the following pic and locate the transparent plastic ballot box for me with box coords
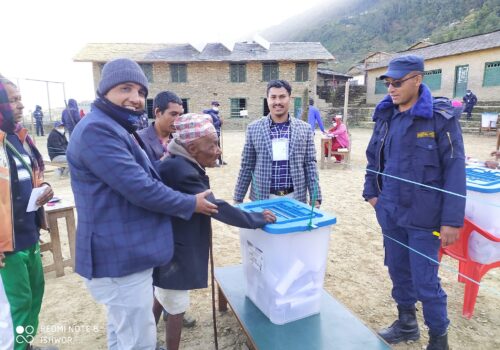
[465,166,500,264]
[237,197,336,325]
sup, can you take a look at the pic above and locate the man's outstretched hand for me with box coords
[195,190,218,216]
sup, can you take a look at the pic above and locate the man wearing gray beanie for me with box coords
[98,58,149,97]
[66,58,218,350]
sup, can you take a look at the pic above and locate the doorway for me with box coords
[454,65,469,98]
[181,99,189,113]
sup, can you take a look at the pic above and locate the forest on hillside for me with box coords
[263,0,500,72]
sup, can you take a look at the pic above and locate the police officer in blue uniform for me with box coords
[363,55,466,350]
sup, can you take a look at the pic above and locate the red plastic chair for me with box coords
[439,218,500,319]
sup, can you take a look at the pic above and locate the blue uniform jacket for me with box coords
[67,107,196,279]
[363,84,466,230]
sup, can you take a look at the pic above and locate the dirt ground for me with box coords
[32,128,499,350]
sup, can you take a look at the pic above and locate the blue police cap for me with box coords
[379,55,424,80]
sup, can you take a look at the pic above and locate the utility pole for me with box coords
[343,80,350,128]
[46,81,52,121]
[24,78,66,122]
[62,82,67,105]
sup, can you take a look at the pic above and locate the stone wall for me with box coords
[92,60,319,129]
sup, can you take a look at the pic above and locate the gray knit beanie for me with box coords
[98,58,149,96]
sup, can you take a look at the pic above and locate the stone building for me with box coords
[365,30,500,104]
[74,42,334,124]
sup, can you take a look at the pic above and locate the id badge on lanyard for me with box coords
[272,138,289,161]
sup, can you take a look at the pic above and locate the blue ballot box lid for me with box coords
[237,197,336,234]
[466,166,500,193]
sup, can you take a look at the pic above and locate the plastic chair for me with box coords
[438,218,500,319]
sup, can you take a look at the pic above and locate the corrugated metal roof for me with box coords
[74,41,334,63]
[198,43,232,59]
[366,30,500,70]
[317,68,352,78]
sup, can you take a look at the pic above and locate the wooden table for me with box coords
[216,265,390,350]
[320,137,332,170]
[41,202,76,277]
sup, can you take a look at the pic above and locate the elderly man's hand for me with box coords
[194,190,218,216]
[262,210,277,223]
[36,185,54,206]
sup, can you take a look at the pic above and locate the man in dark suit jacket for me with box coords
[138,90,183,162]
[154,113,275,350]
[66,58,217,350]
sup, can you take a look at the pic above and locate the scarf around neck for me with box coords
[93,94,151,154]
[13,123,45,173]
[0,81,15,134]
[93,94,143,134]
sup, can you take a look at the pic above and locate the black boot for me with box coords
[427,332,449,350]
[378,305,420,344]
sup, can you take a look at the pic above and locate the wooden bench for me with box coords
[40,202,76,277]
[43,158,68,167]
[43,162,59,175]
[43,159,69,177]
[215,265,390,350]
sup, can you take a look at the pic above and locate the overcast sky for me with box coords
[1,0,328,113]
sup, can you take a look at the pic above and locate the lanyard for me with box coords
[5,139,34,181]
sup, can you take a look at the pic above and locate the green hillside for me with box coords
[263,0,500,72]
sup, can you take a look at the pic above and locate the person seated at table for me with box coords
[47,121,69,177]
[485,150,500,169]
[153,113,276,350]
[324,115,349,162]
